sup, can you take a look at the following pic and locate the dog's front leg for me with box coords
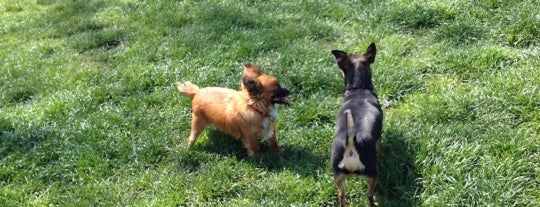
[241,136,260,156]
[268,127,283,153]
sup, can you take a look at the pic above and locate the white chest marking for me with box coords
[261,108,278,139]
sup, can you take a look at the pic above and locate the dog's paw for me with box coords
[274,147,284,154]
[247,150,261,157]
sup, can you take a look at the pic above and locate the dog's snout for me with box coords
[283,87,290,95]
[278,87,290,96]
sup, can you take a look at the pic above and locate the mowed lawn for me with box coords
[1,0,539,206]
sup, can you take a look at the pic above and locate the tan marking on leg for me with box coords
[334,174,347,207]
[365,177,378,207]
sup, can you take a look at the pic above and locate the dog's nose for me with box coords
[282,88,290,96]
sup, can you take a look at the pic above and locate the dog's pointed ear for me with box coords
[332,50,352,70]
[243,63,262,79]
[363,43,376,64]
[331,50,348,60]
[242,77,264,96]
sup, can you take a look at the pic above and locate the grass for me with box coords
[1,0,539,206]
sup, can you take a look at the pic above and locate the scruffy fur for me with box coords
[177,64,290,156]
[331,43,383,207]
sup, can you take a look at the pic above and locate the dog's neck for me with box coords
[346,86,364,91]
[249,103,278,123]
[249,104,268,117]
[345,83,373,91]
[344,88,377,97]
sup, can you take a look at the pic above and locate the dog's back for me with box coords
[332,90,382,176]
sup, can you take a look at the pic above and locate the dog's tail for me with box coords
[345,109,355,146]
[338,109,365,172]
[176,81,199,99]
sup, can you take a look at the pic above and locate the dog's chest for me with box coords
[260,108,278,139]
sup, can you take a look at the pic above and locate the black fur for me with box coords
[331,43,383,207]
[331,90,382,176]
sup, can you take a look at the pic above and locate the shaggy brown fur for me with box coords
[177,64,290,156]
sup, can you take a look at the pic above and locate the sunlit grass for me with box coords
[1,0,539,206]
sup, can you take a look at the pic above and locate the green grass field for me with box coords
[1,0,539,206]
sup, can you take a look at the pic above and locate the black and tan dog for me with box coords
[330,43,383,207]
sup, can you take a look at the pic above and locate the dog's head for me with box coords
[331,43,376,91]
[242,64,290,106]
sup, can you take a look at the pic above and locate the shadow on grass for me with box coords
[172,125,421,206]
[0,117,54,157]
[377,127,422,207]
[194,129,327,177]
[37,1,125,52]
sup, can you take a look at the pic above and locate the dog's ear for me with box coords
[331,50,347,60]
[242,77,264,96]
[331,50,353,70]
[363,43,376,64]
[243,63,262,79]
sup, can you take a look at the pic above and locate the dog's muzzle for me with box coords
[272,88,291,106]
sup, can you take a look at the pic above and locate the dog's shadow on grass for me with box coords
[376,128,422,206]
[197,129,326,176]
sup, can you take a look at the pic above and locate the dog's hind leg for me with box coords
[334,174,347,207]
[187,114,208,149]
[366,176,378,207]
[376,139,381,154]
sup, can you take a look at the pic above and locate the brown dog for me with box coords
[177,64,290,156]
